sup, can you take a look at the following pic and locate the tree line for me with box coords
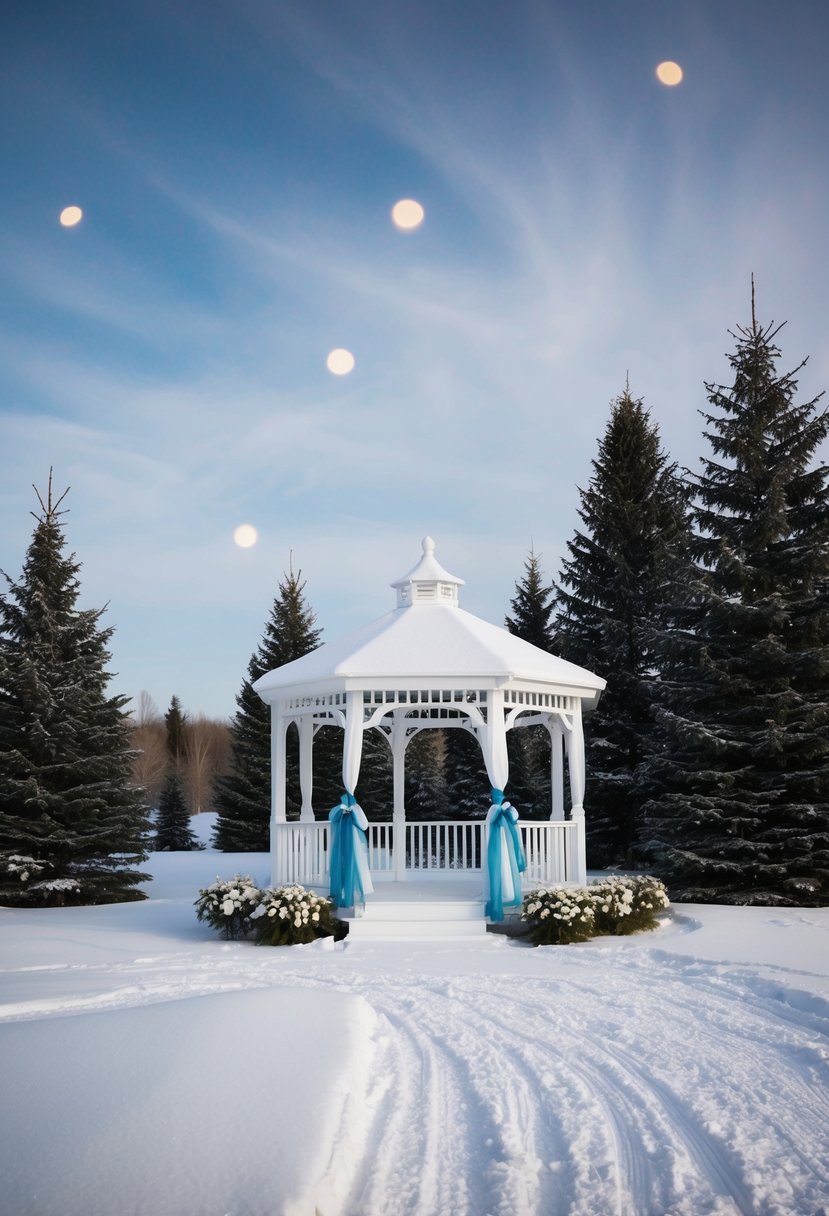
[1,292,827,906]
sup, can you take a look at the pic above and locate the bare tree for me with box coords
[183,716,232,815]
[128,691,167,807]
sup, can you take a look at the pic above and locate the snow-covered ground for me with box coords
[1,816,828,1216]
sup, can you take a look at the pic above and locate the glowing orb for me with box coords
[233,524,258,548]
[656,61,683,86]
[326,348,355,375]
[59,206,83,227]
[391,199,425,230]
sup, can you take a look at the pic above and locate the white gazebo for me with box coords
[254,538,605,914]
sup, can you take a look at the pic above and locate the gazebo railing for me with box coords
[272,819,580,888]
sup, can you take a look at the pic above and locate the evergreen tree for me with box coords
[640,297,829,905]
[164,695,187,766]
[0,475,151,905]
[505,548,556,815]
[505,549,555,652]
[444,726,490,820]
[213,567,324,851]
[355,729,393,819]
[555,387,690,865]
[405,729,449,821]
[154,769,200,850]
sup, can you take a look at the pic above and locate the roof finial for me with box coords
[422,535,435,555]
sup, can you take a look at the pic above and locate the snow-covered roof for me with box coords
[254,538,606,706]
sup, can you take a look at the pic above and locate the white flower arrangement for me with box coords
[522,875,669,945]
[194,875,262,939]
[195,879,345,946]
[252,885,342,946]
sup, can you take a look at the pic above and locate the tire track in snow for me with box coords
[3,947,829,1214]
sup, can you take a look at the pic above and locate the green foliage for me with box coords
[505,549,555,652]
[590,875,671,936]
[0,475,151,906]
[504,549,555,816]
[555,388,690,866]
[640,299,829,905]
[521,875,669,945]
[522,885,597,944]
[194,878,346,945]
[251,885,346,946]
[164,696,187,765]
[213,568,326,851]
[194,874,262,939]
[154,770,201,851]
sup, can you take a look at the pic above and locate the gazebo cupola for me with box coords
[391,535,464,607]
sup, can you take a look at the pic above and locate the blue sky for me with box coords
[1,0,827,719]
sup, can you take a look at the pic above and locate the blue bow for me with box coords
[485,788,526,921]
[328,793,367,908]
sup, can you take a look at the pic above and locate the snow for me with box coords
[1,818,828,1216]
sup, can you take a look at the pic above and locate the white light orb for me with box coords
[233,524,258,549]
[391,198,425,231]
[59,205,83,227]
[656,61,683,86]
[326,348,355,375]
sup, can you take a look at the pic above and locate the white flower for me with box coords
[222,899,234,916]
[279,907,288,919]
[312,912,319,922]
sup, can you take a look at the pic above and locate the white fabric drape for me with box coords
[342,691,364,794]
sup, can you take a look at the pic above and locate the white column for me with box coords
[549,720,565,821]
[270,705,287,886]
[298,714,314,822]
[272,705,287,824]
[392,714,407,881]
[564,702,587,884]
[481,689,508,791]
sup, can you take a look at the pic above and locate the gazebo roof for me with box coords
[254,538,606,706]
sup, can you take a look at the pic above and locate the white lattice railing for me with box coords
[271,819,580,887]
[519,820,579,887]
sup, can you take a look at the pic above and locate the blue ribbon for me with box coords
[485,787,526,921]
[328,792,368,908]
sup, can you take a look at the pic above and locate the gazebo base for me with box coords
[271,818,585,889]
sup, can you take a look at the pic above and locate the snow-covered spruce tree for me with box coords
[555,388,690,865]
[0,476,151,906]
[154,769,200,851]
[639,298,829,906]
[213,567,325,851]
[505,549,556,816]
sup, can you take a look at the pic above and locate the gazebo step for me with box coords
[344,895,488,940]
[347,919,488,941]
[356,899,484,922]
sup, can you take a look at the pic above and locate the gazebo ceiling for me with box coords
[254,538,606,706]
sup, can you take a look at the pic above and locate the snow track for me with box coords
[3,933,828,1216]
